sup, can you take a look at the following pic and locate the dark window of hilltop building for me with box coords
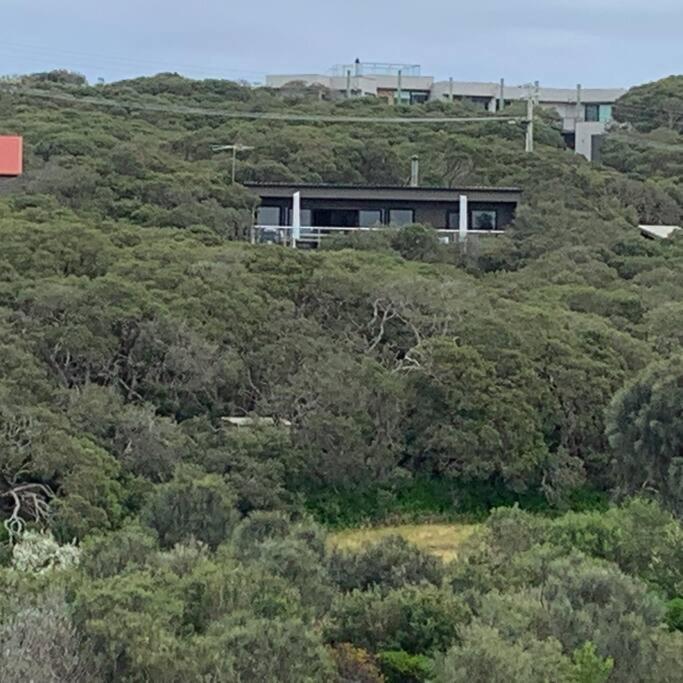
[447,210,460,229]
[472,210,497,230]
[257,206,281,225]
[388,209,415,226]
[359,210,383,227]
[312,209,359,227]
[585,104,600,122]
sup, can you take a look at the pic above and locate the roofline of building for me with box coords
[431,80,626,96]
[244,182,522,194]
[264,74,627,102]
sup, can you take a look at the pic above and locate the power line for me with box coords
[0,86,527,125]
[615,105,680,117]
[0,40,266,79]
[611,100,683,120]
[0,49,234,82]
[608,132,683,152]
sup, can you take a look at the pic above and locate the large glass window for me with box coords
[300,209,312,226]
[447,210,460,229]
[585,104,600,122]
[256,206,281,226]
[599,104,613,122]
[472,210,497,230]
[312,209,358,227]
[359,210,382,227]
[388,209,414,226]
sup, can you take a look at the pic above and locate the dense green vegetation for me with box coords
[0,69,682,681]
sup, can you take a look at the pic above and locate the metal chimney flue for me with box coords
[410,155,419,187]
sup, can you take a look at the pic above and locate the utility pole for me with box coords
[346,70,352,99]
[211,144,254,183]
[397,69,403,105]
[525,96,535,153]
[449,77,454,102]
[498,78,505,111]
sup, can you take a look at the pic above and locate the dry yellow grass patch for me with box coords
[329,523,479,563]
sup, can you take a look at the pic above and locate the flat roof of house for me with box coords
[244,182,521,202]
[640,224,682,240]
[245,181,520,192]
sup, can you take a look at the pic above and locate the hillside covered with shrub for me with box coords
[0,70,683,681]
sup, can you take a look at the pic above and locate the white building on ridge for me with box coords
[265,62,626,161]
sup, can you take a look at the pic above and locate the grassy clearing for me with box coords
[328,523,479,563]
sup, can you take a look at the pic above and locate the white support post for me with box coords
[459,194,468,243]
[449,77,454,102]
[292,192,301,248]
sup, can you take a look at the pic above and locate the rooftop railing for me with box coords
[330,63,421,77]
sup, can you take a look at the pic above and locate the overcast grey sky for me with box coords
[2,0,681,88]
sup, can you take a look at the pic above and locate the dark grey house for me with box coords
[245,182,521,246]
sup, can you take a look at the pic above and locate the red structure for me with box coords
[0,136,23,176]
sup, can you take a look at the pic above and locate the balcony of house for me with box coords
[245,183,521,248]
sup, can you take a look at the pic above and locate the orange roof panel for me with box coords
[0,136,23,176]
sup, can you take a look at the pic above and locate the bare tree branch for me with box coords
[1,483,55,539]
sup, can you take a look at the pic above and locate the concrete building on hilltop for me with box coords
[266,61,434,104]
[265,62,626,161]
